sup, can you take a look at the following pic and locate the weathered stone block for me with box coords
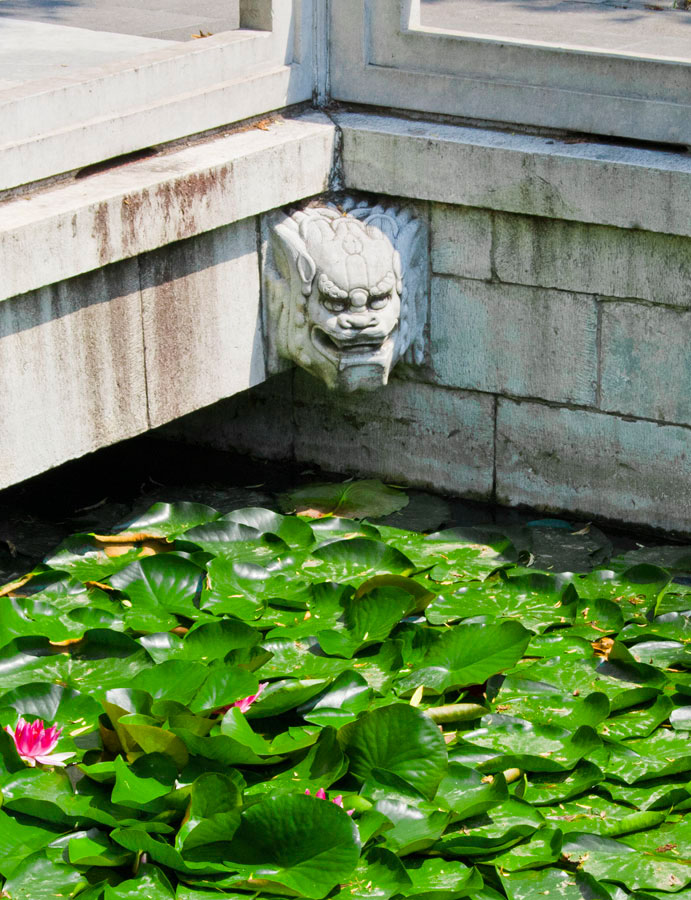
[338,113,691,237]
[158,371,295,461]
[430,204,492,281]
[140,220,265,428]
[600,302,691,424]
[292,372,495,498]
[430,276,598,405]
[0,261,147,489]
[494,213,691,306]
[496,398,691,532]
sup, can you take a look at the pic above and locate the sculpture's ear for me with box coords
[272,219,317,296]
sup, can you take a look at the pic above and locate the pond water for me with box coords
[0,434,667,587]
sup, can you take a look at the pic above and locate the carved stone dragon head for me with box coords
[263,197,428,391]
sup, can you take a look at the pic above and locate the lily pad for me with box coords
[279,480,408,520]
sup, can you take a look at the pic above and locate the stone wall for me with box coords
[167,112,691,534]
[0,220,265,488]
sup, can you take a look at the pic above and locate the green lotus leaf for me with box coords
[628,639,691,668]
[518,761,604,805]
[484,826,562,872]
[221,508,315,548]
[304,538,415,585]
[189,667,259,714]
[396,621,531,695]
[201,557,270,620]
[671,705,691,730]
[300,669,372,727]
[128,660,208,704]
[435,764,508,820]
[111,502,221,539]
[67,827,133,866]
[401,857,483,900]
[140,618,261,665]
[244,677,332,718]
[543,794,666,837]
[568,597,624,640]
[600,694,674,740]
[309,517,382,541]
[44,534,152,582]
[262,727,347,794]
[371,797,450,857]
[426,571,574,633]
[318,587,414,658]
[111,828,222,874]
[572,565,671,616]
[219,707,272,754]
[463,717,601,774]
[258,637,352,680]
[104,863,176,899]
[620,612,691,643]
[492,689,610,731]
[596,727,691,783]
[0,808,66,878]
[527,631,595,658]
[176,772,243,853]
[111,753,178,807]
[434,798,545,856]
[500,867,614,900]
[279,480,408,520]
[333,847,412,900]
[196,793,361,899]
[339,703,448,800]
[180,519,286,563]
[604,775,691,811]
[110,554,205,618]
[562,831,691,893]
[172,728,280,767]
[1,595,101,643]
[0,682,101,733]
[0,850,87,900]
[116,715,189,768]
[506,656,663,712]
[378,525,516,576]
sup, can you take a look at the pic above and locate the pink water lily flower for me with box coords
[305,787,354,815]
[5,717,74,767]
[233,682,268,714]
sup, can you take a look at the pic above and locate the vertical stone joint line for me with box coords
[491,394,498,504]
[595,298,603,410]
[136,254,152,430]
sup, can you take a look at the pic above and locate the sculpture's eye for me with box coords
[321,295,347,313]
[369,293,391,310]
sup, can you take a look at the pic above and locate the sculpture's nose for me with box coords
[338,310,376,331]
[338,288,376,330]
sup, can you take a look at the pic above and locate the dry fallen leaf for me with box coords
[592,637,615,659]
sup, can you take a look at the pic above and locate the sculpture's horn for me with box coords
[273,218,317,296]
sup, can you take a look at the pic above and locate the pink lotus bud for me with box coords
[305,787,354,815]
[232,682,268,714]
[5,717,74,767]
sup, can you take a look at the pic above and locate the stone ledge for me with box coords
[337,112,691,238]
[0,110,336,303]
